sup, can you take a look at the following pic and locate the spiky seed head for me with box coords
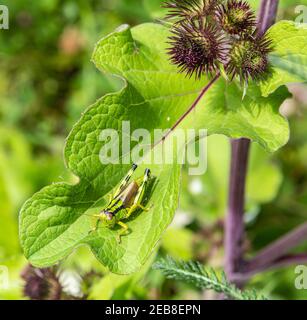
[216,0,256,35]
[163,0,223,22]
[226,33,273,84]
[168,19,228,78]
[164,0,272,85]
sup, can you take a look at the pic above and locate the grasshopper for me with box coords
[90,164,151,243]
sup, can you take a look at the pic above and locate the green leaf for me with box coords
[91,24,289,152]
[20,161,181,274]
[261,21,307,96]
[20,23,290,274]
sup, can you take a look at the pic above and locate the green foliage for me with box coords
[92,24,290,152]
[88,252,155,300]
[143,0,168,19]
[0,0,306,301]
[153,257,266,300]
[262,21,307,96]
[270,54,307,83]
[279,0,307,8]
[248,0,307,10]
[180,135,283,222]
[162,228,194,261]
[20,19,304,274]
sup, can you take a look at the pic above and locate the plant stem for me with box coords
[265,254,307,270]
[224,138,250,284]
[228,0,307,283]
[155,73,220,146]
[224,0,280,286]
[245,222,307,274]
[257,0,280,35]
[230,253,307,283]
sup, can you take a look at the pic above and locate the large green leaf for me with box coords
[20,23,290,274]
[261,21,307,96]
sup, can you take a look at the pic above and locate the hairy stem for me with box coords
[224,0,280,286]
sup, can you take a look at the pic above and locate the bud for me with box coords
[163,0,223,22]
[163,0,273,85]
[168,18,228,78]
[226,33,272,84]
[216,0,256,35]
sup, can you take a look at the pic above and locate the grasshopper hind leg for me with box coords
[112,164,138,200]
[126,168,151,218]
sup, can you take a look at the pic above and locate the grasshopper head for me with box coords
[100,210,116,227]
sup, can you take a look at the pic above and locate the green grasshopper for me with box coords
[90,164,151,243]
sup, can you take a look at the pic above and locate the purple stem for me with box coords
[230,254,307,283]
[240,0,307,277]
[225,0,307,282]
[224,0,280,285]
[267,254,307,270]
[245,222,307,275]
[257,0,280,35]
[224,138,250,284]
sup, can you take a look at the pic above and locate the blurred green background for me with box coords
[0,0,307,300]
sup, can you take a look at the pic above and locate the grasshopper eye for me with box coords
[104,211,113,220]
